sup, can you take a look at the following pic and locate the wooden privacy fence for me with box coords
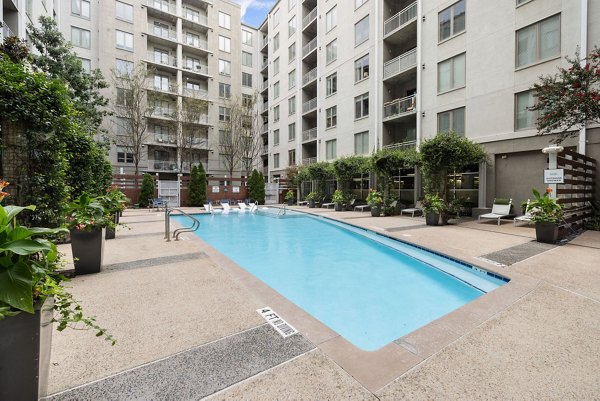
[556,148,596,230]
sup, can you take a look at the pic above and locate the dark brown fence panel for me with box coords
[556,149,596,230]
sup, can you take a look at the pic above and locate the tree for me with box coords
[188,164,207,206]
[178,96,209,174]
[530,46,600,144]
[138,174,155,207]
[248,169,265,204]
[371,149,420,204]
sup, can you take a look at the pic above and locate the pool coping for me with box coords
[173,211,541,393]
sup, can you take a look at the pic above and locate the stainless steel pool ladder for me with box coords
[164,208,200,241]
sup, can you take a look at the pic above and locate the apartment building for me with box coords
[1,0,57,43]
[259,0,599,206]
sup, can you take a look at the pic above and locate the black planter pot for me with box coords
[371,205,380,217]
[426,211,440,226]
[70,227,105,275]
[0,297,53,400]
[287,199,294,206]
[309,200,315,208]
[334,202,343,211]
[535,222,559,243]
[105,226,116,240]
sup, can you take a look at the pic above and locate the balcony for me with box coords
[146,0,177,18]
[383,94,417,122]
[147,23,177,41]
[302,98,317,115]
[181,162,208,173]
[149,135,177,146]
[148,160,179,172]
[150,106,175,119]
[181,11,209,32]
[183,87,208,98]
[2,24,15,38]
[382,140,417,151]
[302,127,317,142]
[384,2,418,44]
[260,79,269,93]
[302,67,317,87]
[261,36,268,51]
[302,37,317,60]
[261,101,269,114]
[260,59,268,72]
[262,145,268,155]
[145,51,178,70]
[302,7,317,32]
[181,62,210,78]
[302,157,317,165]
[383,48,417,81]
[182,36,210,55]
[147,79,178,96]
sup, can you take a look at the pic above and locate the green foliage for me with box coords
[138,174,155,207]
[0,205,114,344]
[366,189,383,206]
[65,132,112,198]
[371,148,420,177]
[248,169,266,204]
[65,193,112,231]
[285,165,299,189]
[306,192,316,201]
[422,193,447,214]
[306,162,334,197]
[188,165,207,206]
[284,189,295,201]
[0,36,29,63]
[331,189,344,203]
[332,156,370,190]
[296,166,310,185]
[530,47,600,143]
[529,188,563,224]
[99,186,128,215]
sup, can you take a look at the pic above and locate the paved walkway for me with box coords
[44,207,600,400]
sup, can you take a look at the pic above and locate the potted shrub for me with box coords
[332,189,344,211]
[306,192,316,208]
[422,193,446,226]
[367,189,383,217]
[529,188,564,243]
[100,186,128,239]
[0,203,114,401]
[66,193,111,275]
[284,189,295,206]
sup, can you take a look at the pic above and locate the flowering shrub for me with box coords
[65,193,111,231]
[366,189,383,206]
[0,180,10,202]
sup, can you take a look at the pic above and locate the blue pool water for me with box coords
[173,210,506,351]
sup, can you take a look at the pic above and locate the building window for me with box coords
[288,96,296,115]
[289,0,296,10]
[326,73,337,96]
[218,12,231,29]
[218,59,231,75]
[115,30,133,51]
[72,26,91,48]
[354,131,369,155]
[438,52,466,93]
[242,51,253,67]
[242,72,253,87]
[242,94,254,107]
[355,0,368,9]
[115,1,133,22]
[288,69,296,89]
[516,14,560,68]
[242,30,253,45]
[326,39,337,64]
[438,107,465,135]
[154,75,169,91]
[274,57,280,74]
[288,149,296,166]
[273,153,280,168]
[326,139,337,160]
[273,33,280,51]
[219,83,231,98]
[515,91,536,130]
[273,8,280,27]
[79,58,91,72]
[117,146,134,163]
[439,0,465,42]
[288,123,296,140]
[273,105,280,122]
[72,0,90,19]
[273,81,280,98]
[288,16,296,37]
[326,6,337,32]
[116,88,132,106]
[326,106,337,128]
[355,54,369,82]
[355,15,369,46]
[355,93,369,119]
[273,129,280,146]
[218,35,231,52]
[219,106,231,122]
[288,43,296,62]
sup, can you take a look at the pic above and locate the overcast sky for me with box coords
[233,0,276,27]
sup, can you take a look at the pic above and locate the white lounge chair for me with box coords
[204,203,223,214]
[238,203,253,212]
[400,201,423,217]
[221,202,240,214]
[514,199,533,226]
[354,204,371,212]
[478,199,513,225]
[321,201,335,209]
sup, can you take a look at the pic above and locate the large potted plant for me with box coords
[284,189,295,206]
[306,192,316,208]
[529,188,564,243]
[332,189,344,211]
[100,186,128,239]
[66,193,110,274]
[367,189,383,217]
[0,202,114,400]
[422,193,446,226]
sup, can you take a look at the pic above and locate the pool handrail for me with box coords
[165,208,200,241]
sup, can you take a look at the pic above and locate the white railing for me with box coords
[383,94,417,120]
[182,62,208,75]
[181,11,208,26]
[183,87,208,98]
[384,2,417,36]
[302,67,317,85]
[149,160,179,172]
[2,24,14,38]
[147,23,177,40]
[146,79,178,94]
[261,60,268,70]
[302,157,317,165]
[262,145,268,154]
[383,48,417,80]
[261,36,268,48]
[147,0,175,14]
[302,37,317,58]
[260,80,269,91]
[302,127,317,142]
[152,106,175,117]
[184,37,209,51]
[152,135,177,145]
[147,51,178,68]
[261,102,269,112]
[302,98,317,114]
[382,140,417,151]
[302,7,317,30]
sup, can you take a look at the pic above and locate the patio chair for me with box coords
[149,198,167,211]
[400,201,423,217]
[221,202,239,214]
[478,198,514,225]
[297,200,308,206]
[321,201,336,209]
[354,203,371,212]
[513,199,533,226]
[207,201,223,214]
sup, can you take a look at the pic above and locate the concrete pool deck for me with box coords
[44,207,600,400]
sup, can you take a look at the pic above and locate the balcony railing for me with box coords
[302,67,317,85]
[152,135,177,145]
[302,127,317,142]
[261,102,269,112]
[302,37,317,58]
[152,106,175,117]
[182,62,209,75]
[302,157,317,165]
[147,23,177,41]
[383,94,417,120]
[383,48,417,80]
[302,7,317,30]
[183,87,208,98]
[147,0,176,14]
[260,79,269,91]
[2,24,14,38]
[181,11,208,26]
[261,36,268,48]
[384,2,417,36]
[147,79,178,94]
[262,145,268,154]
[181,162,208,173]
[261,60,268,70]
[148,160,179,172]
[302,98,317,114]
[382,140,417,151]
[146,51,178,68]
[183,37,209,51]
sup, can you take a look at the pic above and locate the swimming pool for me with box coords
[173,210,507,351]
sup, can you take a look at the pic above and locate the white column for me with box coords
[578,0,588,154]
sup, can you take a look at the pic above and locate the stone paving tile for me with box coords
[480,240,555,266]
[46,325,315,401]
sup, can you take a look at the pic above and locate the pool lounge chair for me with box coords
[221,202,240,214]
[207,201,223,214]
[478,199,513,225]
[321,201,336,209]
[400,201,423,217]
[297,200,308,206]
[354,204,371,212]
[513,199,533,226]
